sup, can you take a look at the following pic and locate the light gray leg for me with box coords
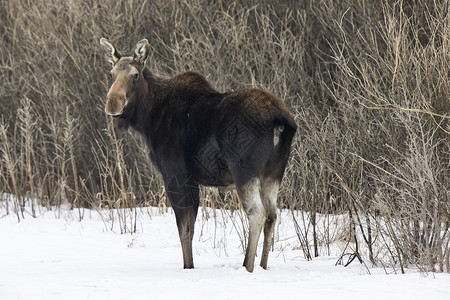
[260,179,280,269]
[237,178,265,272]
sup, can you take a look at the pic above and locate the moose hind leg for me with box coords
[237,178,265,272]
[260,179,280,269]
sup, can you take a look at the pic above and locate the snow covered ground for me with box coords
[1,207,449,300]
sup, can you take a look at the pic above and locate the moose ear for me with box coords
[133,39,149,65]
[100,38,121,66]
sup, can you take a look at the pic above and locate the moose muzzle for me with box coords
[105,92,127,117]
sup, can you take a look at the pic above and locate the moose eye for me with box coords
[133,73,139,80]
[108,73,113,80]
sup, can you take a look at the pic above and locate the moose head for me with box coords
[100,38,150,128]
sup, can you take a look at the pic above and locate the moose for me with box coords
[100,38,297,272]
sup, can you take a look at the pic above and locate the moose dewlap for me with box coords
[100,38,297,272]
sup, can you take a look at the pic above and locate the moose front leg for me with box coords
[174,205,199,269]
[165,173,200,269]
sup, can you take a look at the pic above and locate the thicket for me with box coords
[0,0,448,272]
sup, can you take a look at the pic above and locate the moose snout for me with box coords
[105,93,127,116]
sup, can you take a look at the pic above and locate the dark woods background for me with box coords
[0,0,449,272]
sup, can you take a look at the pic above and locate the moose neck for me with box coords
[128,68,163,138]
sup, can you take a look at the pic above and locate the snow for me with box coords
[1,207,449,300]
